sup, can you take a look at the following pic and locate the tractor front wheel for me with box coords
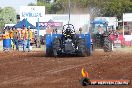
[52,38,61,57]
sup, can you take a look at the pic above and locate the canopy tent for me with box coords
[14,18,36,29]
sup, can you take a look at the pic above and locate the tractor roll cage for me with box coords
[62,24,76,34]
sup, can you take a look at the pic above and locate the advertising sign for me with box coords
[20,6,45,26]
[123,13,132,22]
[36,22,63,28]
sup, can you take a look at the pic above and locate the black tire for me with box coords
[77,38,89,57]
[91,43,94,51]
[87,48,91,56]
[52,38,61,57]
[46,47,53,57]
[103,37,113,52]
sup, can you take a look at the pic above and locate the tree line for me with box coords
[28,0,132,20]
[0,7,17,28]
[0,0,131,28]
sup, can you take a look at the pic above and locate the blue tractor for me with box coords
[45,24,92,57]
[91,19,113,52]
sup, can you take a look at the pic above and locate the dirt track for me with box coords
[0,50,131,88]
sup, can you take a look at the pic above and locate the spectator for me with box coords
[21,25,27,52]
[98,25,104,34]
[12,27,19,51]
[9,27,14,50]
[34,35,37,47]
[26,26,32,52]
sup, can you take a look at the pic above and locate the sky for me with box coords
[0,0,36,13]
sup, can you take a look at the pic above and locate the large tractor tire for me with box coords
[46,47,53,57]
[77,39,91,57]
[103,37,113,52]
[52,38,61,57]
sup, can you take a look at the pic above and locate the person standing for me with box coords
[98,26,104,34]
[26,26,32,52]
[12,27,20,51]
[9,27,14,50]
[79,27,82,34]
[21,25,27,52]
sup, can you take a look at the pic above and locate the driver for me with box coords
[64,26,73,37]
[98,25,104,34]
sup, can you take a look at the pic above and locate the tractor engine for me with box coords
[64,38,75,52]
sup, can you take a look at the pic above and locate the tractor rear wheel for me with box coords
[77,39,90,57]
[52,38,61,57]
[46,47,53,57]
[103,37,113,52]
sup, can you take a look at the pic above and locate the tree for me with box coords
[50,0,63,13]
[28,2,36,6]
[37,0,52,3]
[45,0,52,3]
[31,0,132,20]
[102,0,132,19]
[0,7,17,24]
[37,0,52,13]
[0,7,2,13]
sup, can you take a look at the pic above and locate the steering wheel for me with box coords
[62,24,75,34]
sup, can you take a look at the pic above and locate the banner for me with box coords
[123,13,132,22]
[20,6,45,26]
[36,22,63,28]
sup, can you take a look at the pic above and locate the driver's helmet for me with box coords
[66,26,71,31]
[65,26,72,34]
[63,26,73,38]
